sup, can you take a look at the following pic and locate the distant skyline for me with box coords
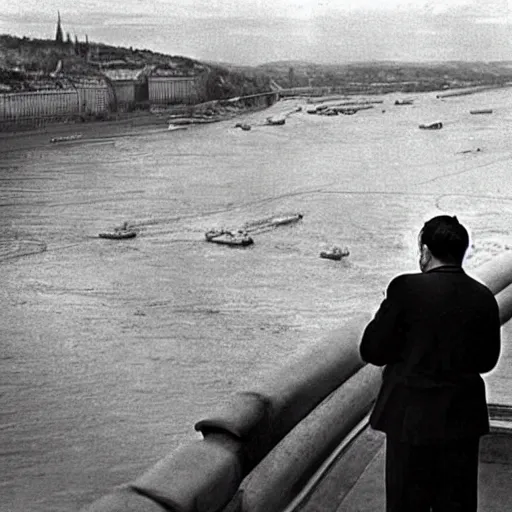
[1,0,511,65]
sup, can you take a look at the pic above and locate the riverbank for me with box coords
[3,82,507,153]
[0,98,274,153]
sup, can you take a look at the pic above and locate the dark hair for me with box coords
[419,215,469,264]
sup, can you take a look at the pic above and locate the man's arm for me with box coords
[359,276,405,366]
[476,295,501,374]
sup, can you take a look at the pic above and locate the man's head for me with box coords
[418,215,469,272]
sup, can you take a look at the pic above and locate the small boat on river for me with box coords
[99,230,137,240]
[235,123,252,131]
[266,116,286,126]
[318,109,338,116]
[320,246,350,261]
[99,222,137,240]
[419,121,443,130]
[205,230,254,247]
[470,109,493,115]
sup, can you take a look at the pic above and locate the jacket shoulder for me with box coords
[467,276,500,309]
[387,273,420,291]
[466,274,497,295]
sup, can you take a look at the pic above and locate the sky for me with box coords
[1,0,512,65]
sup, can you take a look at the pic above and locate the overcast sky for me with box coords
[1,0,511,65]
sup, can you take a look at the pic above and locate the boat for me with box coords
[470,109,493,115]
[333,105,373,115]
[460,148,482,154]
[394,99,413,105]
[50,134,83,143]
[266,116,286,126]
[98,230,137,240]
[320,246,350,260]
[205,230,254,247]
[318,109,338,116]
[235,123,252,131]
[419,121,443,130]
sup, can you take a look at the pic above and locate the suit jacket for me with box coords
[360,265,501,444]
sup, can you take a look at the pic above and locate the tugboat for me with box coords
[99,222,137,240]
[320,246,350,261]
[205,229,254,247]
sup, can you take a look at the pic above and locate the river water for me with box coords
[1,89,512,512]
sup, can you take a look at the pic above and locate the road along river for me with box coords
[1,89,512,511]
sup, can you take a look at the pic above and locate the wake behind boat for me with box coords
[243,213,303,233]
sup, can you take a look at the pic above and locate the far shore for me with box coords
[0,111,168,151]
[2,83,509,154]
[0,101,272,153]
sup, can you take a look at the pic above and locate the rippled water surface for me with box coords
[1,90,512,511]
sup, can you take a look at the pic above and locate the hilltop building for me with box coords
[55,11,64,44]
[53,12,91,58]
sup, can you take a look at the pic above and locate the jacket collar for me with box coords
[426,264,464,274]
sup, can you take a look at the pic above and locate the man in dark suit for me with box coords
[360,215,501,512]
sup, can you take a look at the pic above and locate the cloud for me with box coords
[474,17,511,24]
[3,0,512,64]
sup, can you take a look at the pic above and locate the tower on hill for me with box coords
[55,11,64,43]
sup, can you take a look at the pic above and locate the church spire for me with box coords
[55,11,64,43]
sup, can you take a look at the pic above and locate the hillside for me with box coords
[0,35,272,98]
[4,34,512,98]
